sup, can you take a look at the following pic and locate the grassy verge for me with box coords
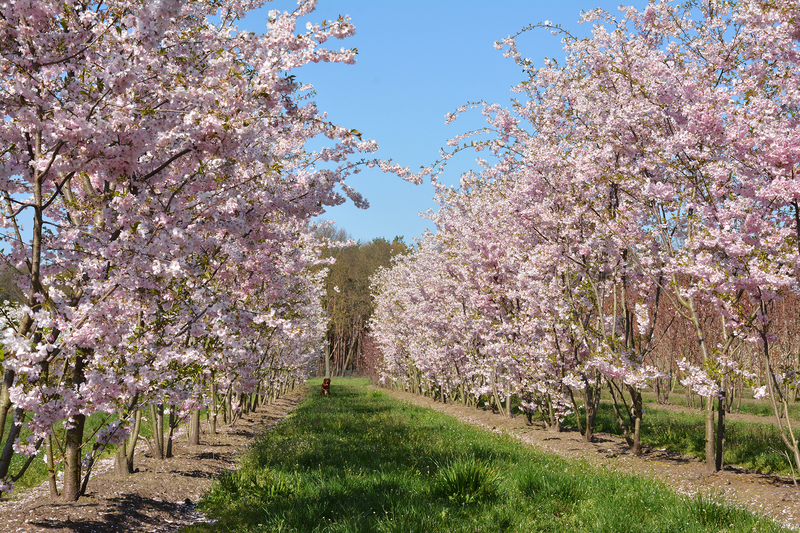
[188,378,789,533]
[562,403,792,475]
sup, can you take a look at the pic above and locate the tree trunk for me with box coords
[568,388,584,436]
[165,407,176,459]
[342,341,355,377]
[630,387,643,455]
[545,396,561,432]
[46,434,58,497]
[716,393,725,472]
[150,404,164,460]
[115,409,142,475]
[705,399,716,473]
[0,369,14,447]
[325,342,331,378]
[608,382,633,447]
[736,381,743,413]
[0,407,23,481]
[490,369,508,417]
[189,409,200,446]
[210,382,218,434]
[62,352,87,501]
[115,445,127,476]
[583,371,602,443]
[128,409,142,470]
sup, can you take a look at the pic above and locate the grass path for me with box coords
[187,378,790,533]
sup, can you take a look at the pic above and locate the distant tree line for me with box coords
[316,226,407,377]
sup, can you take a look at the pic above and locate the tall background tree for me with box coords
[316,225,407,377]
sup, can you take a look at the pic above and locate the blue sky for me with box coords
[240,1,648,243]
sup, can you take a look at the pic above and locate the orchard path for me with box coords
[0,387,307,533]
[380,387,800,530]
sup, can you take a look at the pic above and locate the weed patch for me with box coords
[433,456,501,505]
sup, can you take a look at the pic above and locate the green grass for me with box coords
[562,402,792,475]
[188,378,789,533]
[641,389,800,420]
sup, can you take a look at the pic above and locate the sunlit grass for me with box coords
[188,377,789,533]
[640,389,800,420]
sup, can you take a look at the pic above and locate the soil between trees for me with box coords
[0,389,306,533]
[2,383,800,532]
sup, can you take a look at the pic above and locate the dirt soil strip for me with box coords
[0,387,307,533]
[379,387,800,530]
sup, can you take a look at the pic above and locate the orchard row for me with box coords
[0,0,408,500]
[371,0,800,476]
